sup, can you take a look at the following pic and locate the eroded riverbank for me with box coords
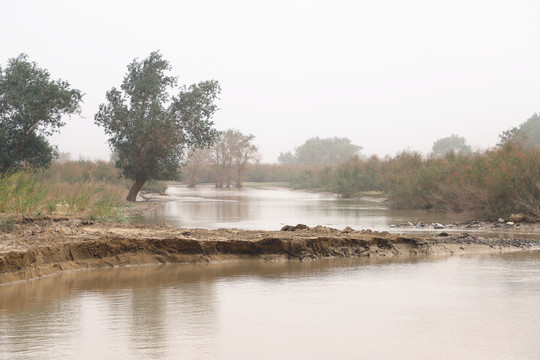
[1,218,539,284]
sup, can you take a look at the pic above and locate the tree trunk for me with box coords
[126,175,147,202]
[236,168,242,188]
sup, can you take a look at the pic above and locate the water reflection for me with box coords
[141,185,472,231]
[140,186,540,241]
[1,252,540,359]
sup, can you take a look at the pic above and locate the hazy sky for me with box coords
[2,0,539,162]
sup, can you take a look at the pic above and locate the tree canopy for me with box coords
[0,54,82,175]
[498,113,540,149]
[94,51,220,201]
[431,134,471,157]
[278,137,361,165]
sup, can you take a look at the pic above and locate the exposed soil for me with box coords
[1,217,539,284]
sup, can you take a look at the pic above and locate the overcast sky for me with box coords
[2,0,539,162]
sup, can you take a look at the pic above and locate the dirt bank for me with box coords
[1,218,539,284]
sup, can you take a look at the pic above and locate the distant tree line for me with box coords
[285,114,540,219]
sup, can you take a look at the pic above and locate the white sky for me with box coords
[2,0,539,162]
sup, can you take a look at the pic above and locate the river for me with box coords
[1,185,539,359]
[1,252,539,359]
[140,184,539,239]
[140,184,468,230]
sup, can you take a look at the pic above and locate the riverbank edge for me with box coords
[1,219,539,284]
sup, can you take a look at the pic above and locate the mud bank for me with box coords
[1,218,539,284]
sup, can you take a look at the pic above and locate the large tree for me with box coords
[0,54,82,175]
[431,134,471,157]
[95,51,220,201]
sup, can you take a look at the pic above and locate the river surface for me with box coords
[1,252,540,359]
[140,185,467,231]
[140,185,539,239]
[2,185,540,359]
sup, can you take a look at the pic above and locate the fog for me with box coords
[2,0,539,162]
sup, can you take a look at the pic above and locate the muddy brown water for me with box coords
[140,185,470,231]
[2,186,540,359]
[1,252,539,359]
[140,185,540,239]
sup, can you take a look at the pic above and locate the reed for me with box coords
[0,171,129,221]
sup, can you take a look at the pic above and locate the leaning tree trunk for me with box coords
[126,175,147,202]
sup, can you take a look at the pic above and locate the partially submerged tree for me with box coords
[0,54,82,175]
[182,147,212,187]
[225,129,260,187]
[95,51,220,201]
[209,129,259,187]
[431,134,471,157]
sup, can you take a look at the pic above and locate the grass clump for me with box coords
[0,170,130,221]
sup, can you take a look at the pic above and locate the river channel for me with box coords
[1,185,539,359]
[1,252,539,359]
[140,185,539,239]
[140,185,468,231]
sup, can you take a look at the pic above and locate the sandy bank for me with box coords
[1,218,539,284]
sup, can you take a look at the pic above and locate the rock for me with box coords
[342,226,354,233]
[498,218,505,223]
[509,213,526,222]
[438,232,449,237]
[281,224,309,231]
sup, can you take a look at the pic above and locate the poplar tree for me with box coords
[95,51,220,201]
[0,54,82,175]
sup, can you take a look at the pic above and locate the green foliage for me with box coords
[278,137,361,165]
[95,51,220,201]
[292,147,540,218]
[431,134,471,157]
[0,54,82,175]
[141,180,168,193]
[0,167,129,221]
[498,113,540,149]
[277,151,296,165]
[0,172,47,214]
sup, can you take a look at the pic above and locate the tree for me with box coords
[431,134,471,157]
[211,134,231,187]
[182,147,212,187]
[209,129,260,187]
[278,137,361,165]
[498,113,540,149]
[225,129,260,187]
[0,54,82,175]
[277,151,295,165]
[95,51,220,201]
